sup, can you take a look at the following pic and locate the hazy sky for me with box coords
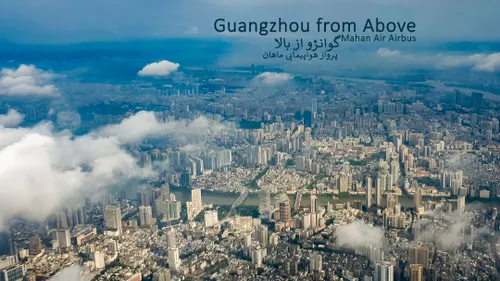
[0,0,499,44]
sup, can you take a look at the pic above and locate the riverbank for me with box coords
[170,186,500,209]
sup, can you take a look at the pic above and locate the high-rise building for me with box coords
[251,247,263,267]
[258,190,271,219]
[139,206,153,227]
[186,202,194,220]
[279,201,291,225]
[386,193,397,210]
[191,189,202,214]
[304,110,314,128]
[310,191,318,214]
[408,243,429,268]
[366,177,373,208]
[167,201,182,221]
[413,188,422,209]
[471,92,483,110]
[104,206,122,234]
[56,212,69,230]
[180,171,191,187]
[168,247,181,271]
[29,236,42,256]
[390,160,399,184]
[166,228,176,248]
[255,225,269,247]
[159,185,170,201]
[376,173,384,206]
[310,254,322,272]
[243,233,252,249]
[137,189,153,206]
[286,258,299,276]
[153,268,171,281]
[56,229,71,248]
[457,196,466,213]
[204,210,219,228]
[409,264,423,281]
[94,251,105,269]
[374,262,394,281]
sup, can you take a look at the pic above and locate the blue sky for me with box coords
[0,0,499,44]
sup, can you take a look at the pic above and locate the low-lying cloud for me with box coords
[376,48,401,58]
[56,111,82,130]
[254,72,292,85]
[0,64,59,96]
[334,220,384,248]
[137,60,180,77]
[0,110,228,228]
[185,26,200,35]
[0,118,153,229]
[375,48,500,72]
[437,53,500,72]
[0,109,24,127]
[418,210,488,251]
[95,111,227,144]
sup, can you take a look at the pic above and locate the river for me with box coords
[170,187,500,209]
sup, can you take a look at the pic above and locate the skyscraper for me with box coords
[168,247,181,271]
[310,254,322,272]
[279,200,291,225]
[180,171,191,187]
[137,189,153,206]
[310,191,318,214]
[304,110,314,128]
[408,243,429,268]
[139,206,153,227]
[191,188,202,214]
[409,264,423,281]
[366,177,373,208]
[374,262,394,281]
[258,190,271,219]
[166,228,177,248]
[29,236,42,256]
[255,225,269,247]
[104,206,122,234]
[94,251,106,269]
[56,229,71,248]
[413,188,422,209]
[251,247,263,266]
[376,173,383,206]
[471,92,483,110]
[56,212,69,230]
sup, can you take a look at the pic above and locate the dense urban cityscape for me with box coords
[1,62,500,281]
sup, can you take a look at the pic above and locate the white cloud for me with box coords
[137,60,180,77]
[0,117,153,229]
[418,210,488,250]
[0,109,24,127]
[373,49,500,72]
[185,26,200,35]
[0,110,228,228]
[376,48,401,58]
[0,64,58,96]
[56,111,81,130]
[437,53,500,72]
[334,220,384,248]
[254,72,292,85]
[95,111,226,144]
